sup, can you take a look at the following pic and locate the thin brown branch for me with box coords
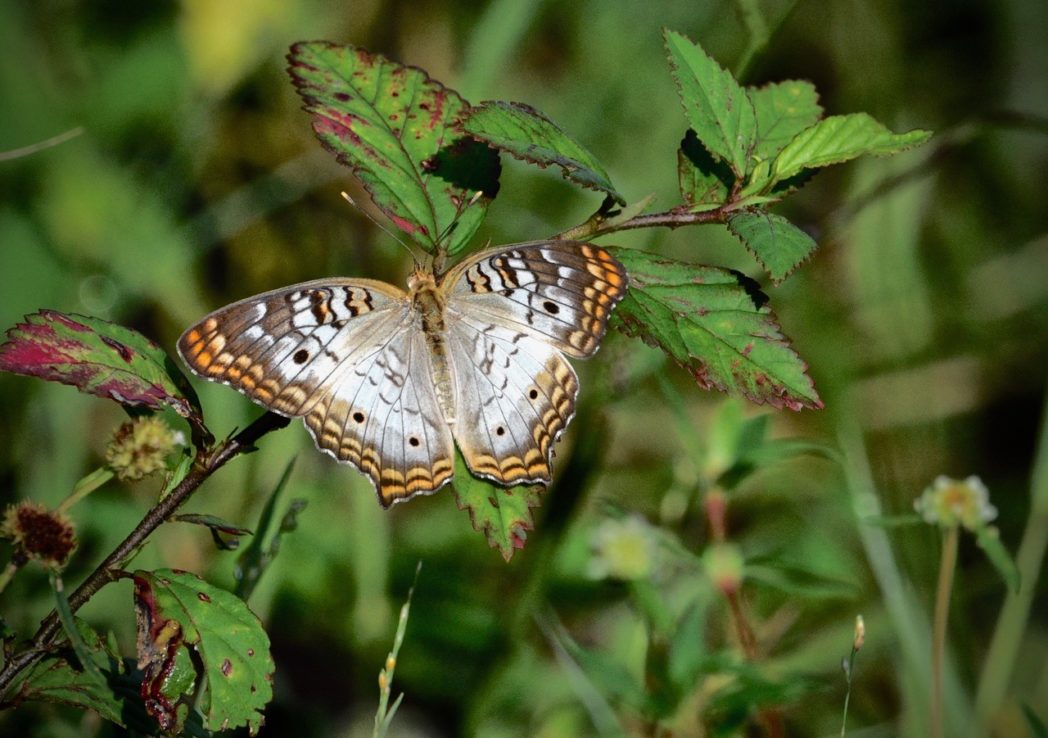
[0,411,290,702]
[556,205,730,241]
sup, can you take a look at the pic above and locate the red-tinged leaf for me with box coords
[451,451,543,561]
[609,249,822,410]
[134,569,273,735]
[463,101,625,205]
[0,310,201,419]
[287,41,500,255]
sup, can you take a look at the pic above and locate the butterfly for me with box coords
[178,240,628,507]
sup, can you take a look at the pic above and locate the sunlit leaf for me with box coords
[610,249,822,410]
[287,41,500,255]
[664,30,757,176]
[0,310,200,419]
[727,208,818,283]
[133,569,273,735]
[452,451,543,561]
[463,101,625,205]
[771,113,931,183]
[747,80,823,160]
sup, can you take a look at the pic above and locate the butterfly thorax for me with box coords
[408,269,457,424]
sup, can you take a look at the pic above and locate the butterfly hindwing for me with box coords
[445,314,578,486]
[303,327,455,506]
[445,241,628,358]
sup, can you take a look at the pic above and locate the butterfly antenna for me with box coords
[340,192,424,263]
[433,190,485,248]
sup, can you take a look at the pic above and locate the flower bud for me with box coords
[106,416,183,482]
[1,501,77,568]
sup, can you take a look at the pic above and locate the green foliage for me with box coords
[611,247,822,410]
[463,101,626,205]
[1,5,1043,738]
[452,450,543,561]
[726,209,818,283]
[287,41,499,256]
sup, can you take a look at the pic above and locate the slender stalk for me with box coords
[56,468,114,514]
[0,411,290,702]
[556,205,729,241]
[0,127,84,162]
[931,526,960,738]
[974,387,1048,729]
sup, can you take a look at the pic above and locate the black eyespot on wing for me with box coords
[409,437,420,447]
[529,388,539,400]
[496,426,505,436]
[353,411,365,423]
[542,300,559,314]
[293,349,309,364]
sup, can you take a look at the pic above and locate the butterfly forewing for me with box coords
[445,241,628,358]
[177,278,454,506]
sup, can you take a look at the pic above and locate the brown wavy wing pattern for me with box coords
[444,240,628,359]
[178,278,407,416]
[179,278,454,506]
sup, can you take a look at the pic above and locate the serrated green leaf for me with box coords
[664,30,757,176]
[452,450,543,561]
[287,42,500,255]
[17,619,129,728]
[463,101,624,205]
[133,569,273,735]
[771,113,932,182]
[747,80,823,160]
[975,526,1020,593]
[609,248,822,410]
[678,129,733,207]
[727,208,817,283]
[0,310,199,418]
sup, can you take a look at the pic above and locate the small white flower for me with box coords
[914,475,996,530]
[588,515,655,581]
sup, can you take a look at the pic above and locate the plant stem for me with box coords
[56,467,115,514]
[0,411,290,702]
[974,387,1048,731]
[556,205,729,241]
[931,526,959,738]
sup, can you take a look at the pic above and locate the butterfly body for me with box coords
[179,241,627,506]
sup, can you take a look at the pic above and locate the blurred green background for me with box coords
[1,0,1046,736]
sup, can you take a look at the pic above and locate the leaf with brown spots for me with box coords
[288,42,500,255]
[452,450,544,561]
[609,248,822,410]
[133,569,274,735]
[0,310,201,420]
